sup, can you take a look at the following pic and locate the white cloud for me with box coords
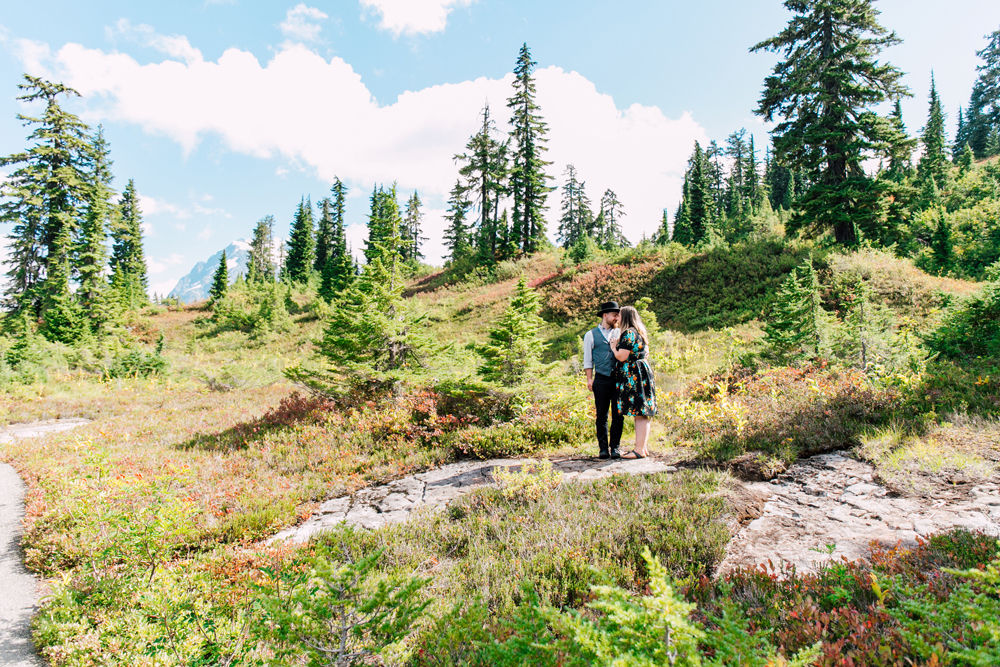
[276,166,290,177]
[279,4,328,43]
[197,227,213,240]
[360,0,473,36]
[22,33,707,260]
[107,19,203,65]
[194,203,232,217]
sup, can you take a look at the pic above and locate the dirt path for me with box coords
[0,419,90,667]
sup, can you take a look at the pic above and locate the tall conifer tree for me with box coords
[284,196,315,283]
[403,191,426,262]
[314,197,335,273]
[1,76,92,324]
[110,179,149,310]
[455,103,509,261]
[507,44,553,253]
[209,249,229,304]
[917,74,949,192]
[76,126,114,325]
[247,215,275,283]
[557,164,593,247]
[443,179,472,263]
[687,142,711,244]
[599,189,628,249]
[752,0,909,244]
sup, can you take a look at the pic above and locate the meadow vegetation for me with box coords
[3,6,1000,666]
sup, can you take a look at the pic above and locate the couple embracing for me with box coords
[583,301,657,460]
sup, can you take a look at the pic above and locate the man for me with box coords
[583,301,623,460]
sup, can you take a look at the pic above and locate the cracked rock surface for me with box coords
[269,456,676,543]
[720,452,1000,574]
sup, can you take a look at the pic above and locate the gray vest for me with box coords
[591,327,616,377]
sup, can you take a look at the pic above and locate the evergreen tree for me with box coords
[76,125,114,328]
[314,197,335,274]
[987,127,1000,157]
[507,44,553,253]
[761,257,828,362]
[364,185,404,265]
[958,142,975,176]
[477,275,543,386]
[705,140,726,217]
[330,178,348,257]
[402,191,426,262]
[953,106,968,160]
[885,99,916,180]
[297,211,431,392]
[969,26,1000,156]
[686,142,711,244]
[917,74,950,191]
[456,103,509,261]
[318,177,353,301]
[752,0,909,243]
[598,189,629,249]
[284,196,315,283]
[557,164,593,247]
[247,215,275,283]
[109,179,149,310]
[964,83,992,157]
[654,210,671,246]
[1,76,92,325]
[209,249,229,304]
[443,179,472,263]
[930,209,954,276]
[724,129,748,223]
[671,177,693,245]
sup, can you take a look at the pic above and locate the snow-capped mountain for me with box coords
[167,240,251,304]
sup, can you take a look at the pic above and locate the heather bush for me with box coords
[669,365,901,465]
[685,529,1000,667]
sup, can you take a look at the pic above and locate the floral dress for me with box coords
[615,329,657,417]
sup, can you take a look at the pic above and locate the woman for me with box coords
[611,305,657,459]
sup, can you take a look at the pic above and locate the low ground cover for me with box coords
[3,243,999,666]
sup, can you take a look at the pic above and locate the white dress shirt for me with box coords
[583,324,621,370]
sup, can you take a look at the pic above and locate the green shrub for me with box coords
[450,415,590,459]
[104,349,167,378]
[925,281,1000,360]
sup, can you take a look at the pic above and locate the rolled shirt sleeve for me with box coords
[583,329,594,369]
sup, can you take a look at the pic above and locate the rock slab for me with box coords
[269,456,676,543]
[720,452,1000,575]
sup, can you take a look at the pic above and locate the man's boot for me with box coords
[599,447,610,460]
[610,447,621,460]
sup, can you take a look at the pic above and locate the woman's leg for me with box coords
[634,416,650,456]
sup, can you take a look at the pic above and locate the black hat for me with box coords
[598,301,620,314]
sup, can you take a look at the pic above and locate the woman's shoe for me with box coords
[621,450,647,459]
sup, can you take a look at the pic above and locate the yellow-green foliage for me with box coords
[493,458,563,501]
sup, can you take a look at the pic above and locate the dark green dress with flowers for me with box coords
[615,329,657,417]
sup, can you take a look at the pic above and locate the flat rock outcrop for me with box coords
[269,456,676,543]
[720,451,1000,574]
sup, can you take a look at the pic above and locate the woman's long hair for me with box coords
[618,306,649,348]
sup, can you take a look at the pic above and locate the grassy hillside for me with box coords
[2,241,999,666]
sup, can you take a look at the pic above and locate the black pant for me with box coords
[593,373,623,453]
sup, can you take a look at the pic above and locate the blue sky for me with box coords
[1,0,998,296]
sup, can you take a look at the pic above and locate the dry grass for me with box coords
[859,416,1000,495]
